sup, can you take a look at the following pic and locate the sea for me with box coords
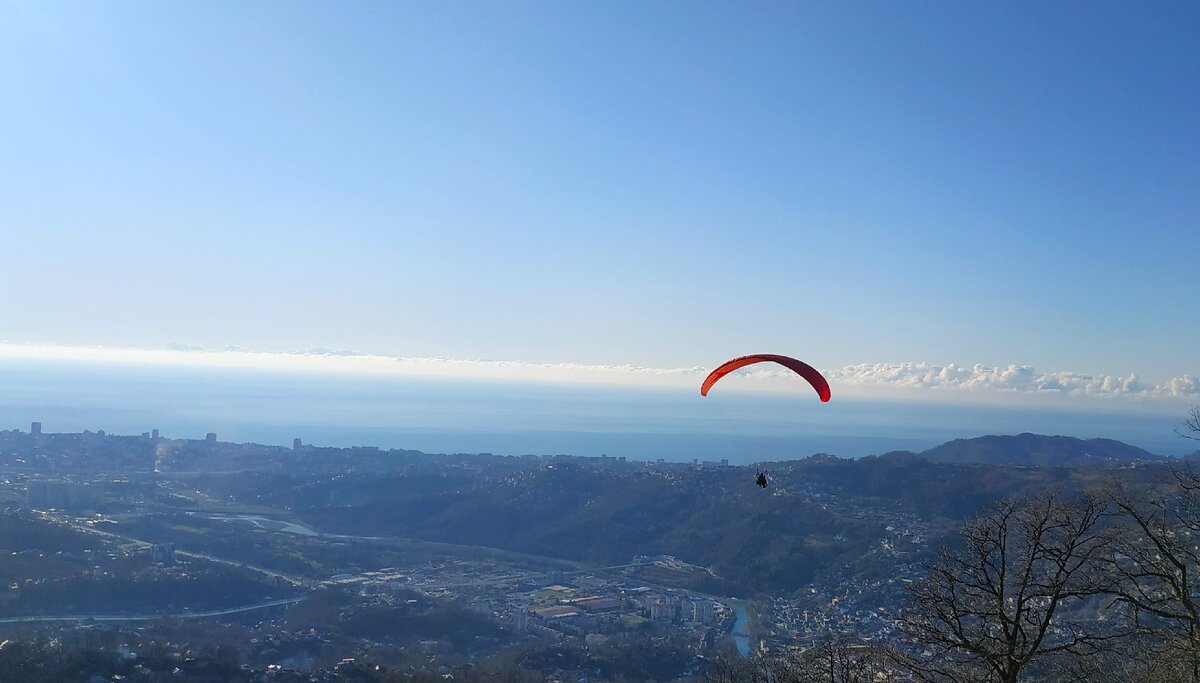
[0,358,1193,463]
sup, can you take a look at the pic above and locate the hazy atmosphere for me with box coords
[2,3,1199,683]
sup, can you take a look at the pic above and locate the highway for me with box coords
[0,595,307,624]
[37,511,312,589]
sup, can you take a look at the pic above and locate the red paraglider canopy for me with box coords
[700,354,831,402]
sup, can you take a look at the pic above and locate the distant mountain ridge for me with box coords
[913,433,1167,467]
[0,428,1183,597]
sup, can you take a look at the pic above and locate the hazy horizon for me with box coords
[3,357,1194,463]
[3,3,1195,458]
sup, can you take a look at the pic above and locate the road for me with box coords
[38,511,312,590]
[0,596,307,624]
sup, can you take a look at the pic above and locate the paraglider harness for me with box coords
[755,470,768,488]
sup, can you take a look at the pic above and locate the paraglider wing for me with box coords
[700,354,831,402]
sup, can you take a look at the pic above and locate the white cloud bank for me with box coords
[0,342,707,387]
[827,362,1199,400]
[0,343,1195,403]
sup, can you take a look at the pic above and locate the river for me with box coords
[730,601,751,657]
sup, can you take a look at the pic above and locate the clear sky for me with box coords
[2,2,1197,396]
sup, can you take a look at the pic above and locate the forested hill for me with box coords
[913,433,1166,467]
[3,428,1177,597]
[242,440,1171,597]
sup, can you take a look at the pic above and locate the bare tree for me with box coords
[783,639,899,683]
[1176,404,1200,441]
[703,656,766,683]
[897,493,1123,683]
[1108,464,1200,682]
[703,640,898,683]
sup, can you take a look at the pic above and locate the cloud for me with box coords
[161,342,206,352]
[294,347,366,357]
[827,362,1199,399]
[0,343,1195,402]
[0,342,708,388]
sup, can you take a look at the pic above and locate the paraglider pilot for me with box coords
[755,470,768,489]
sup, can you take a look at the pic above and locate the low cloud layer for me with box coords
[827,362,1199,399]
[0,343,1195,402]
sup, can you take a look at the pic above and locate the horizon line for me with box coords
[7,423,1193,462]
[0,341,1196,410]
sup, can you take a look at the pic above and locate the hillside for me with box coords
[259,464,878,595]
[917,433,1166,467]
[236,442,1161,596]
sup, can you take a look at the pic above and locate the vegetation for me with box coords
[8,413,1200,681]
[705,639,897,683]
[897,493,1122,683]
[239,442,1154,595]
[707,408,1200,682]
[341,602,505,648]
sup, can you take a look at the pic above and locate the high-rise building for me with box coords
[151,429,159,440]
[293,438,303,451]
[151,543,176,565]
[650,600,673,621]
[205,432,217,442]
[30,422,41,435]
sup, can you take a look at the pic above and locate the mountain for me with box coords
[2,428,1177,598]
[246,437,1162,595]
[917,433,1166,467]
[262,464,879,596]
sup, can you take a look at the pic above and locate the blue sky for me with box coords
[2,2,1197,398]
